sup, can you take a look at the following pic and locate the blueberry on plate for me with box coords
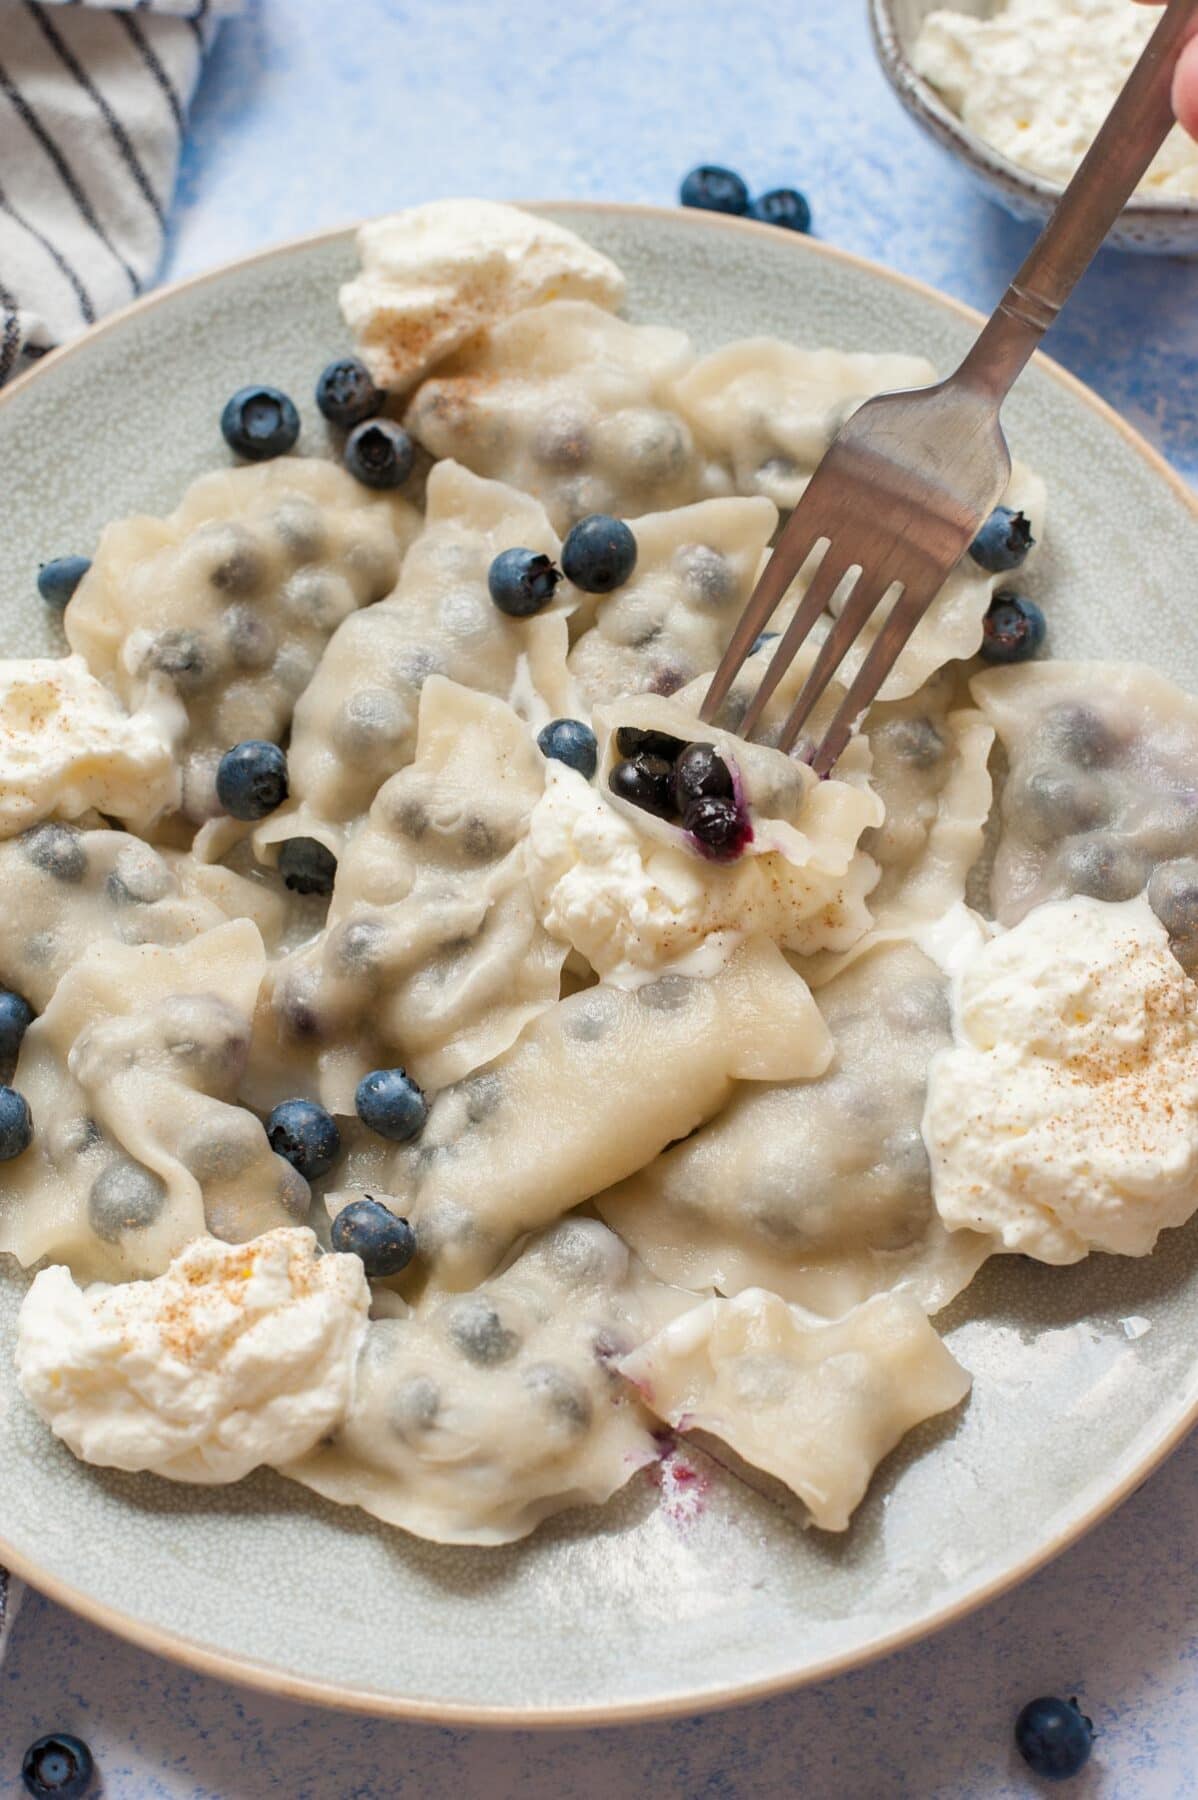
[968,504,1035,573]
[36,555,91,611]
[355,1067,428,1142]
[1014,1696,1094,1782]
[267,1097,341,1180]
[561,515,638,593]
[537,718,598,779]
[0,988,34,1080]
[0,1087,32,1161]
[277,837,337,897]
[344,418,415,489]
[215,740,289,820]
[330,1194,417,1276]
[680,165,750,215]
[487,547,562,617]
[609,754,677,819]
[980,593,1046,663]
[220,385,300,461]
[684,795,750,860]
[674,741,734,809]
[748,187,812,233]
[315,355,383,428]
[21,1733,95,1800]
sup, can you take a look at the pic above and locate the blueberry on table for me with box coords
[344,418,415,489]
[1014,1696,1094,1782]
[278,837,337,897]
[220,385,300,461]
[674,741,734,809]
[330,1194,417,1276]
[684,795,750,860]
[355,1067,428,1142]
[537,718,598,779]
[980,593,1046,663]
[36,555,91,611]
[267,1098,341,1180]
[0,988,34,1080]
[748,187,812,233]
[487,547,562,617]
[21,1733,95,1799]
[315,355,383,428]
[0,1087,32,1161]
[215,740,289,820]
[968,504,1035,573]
[561,514,638,593]
[613,726,687,762]
[609,754,677,820]
[680,165,750,214]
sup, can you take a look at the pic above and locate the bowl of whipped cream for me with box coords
[872,0,1198,254]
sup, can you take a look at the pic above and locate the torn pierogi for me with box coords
[255,461,573,860]
[404,300,721,533]
[285,1218,687,1545]
[264,678,565,1108]
[671,338,936,512]
[566,494,777,707]
[386,936,831,1290]
[0,921,308,1281]
[66,459,414,822]
[599,936,990,1316]
[619,1287,971,1532]
[972,661,1198,944]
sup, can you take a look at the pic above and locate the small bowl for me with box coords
[871,0,1198,255]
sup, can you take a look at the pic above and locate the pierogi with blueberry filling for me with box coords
[65,459,414,823]
[404,300,722,533]
[618,1287,971,1532]
[599,937,990,1316]
[284,1218,690,1545]
[972,661,1198,938]
[262,677,566,1110]
[0,921,307,1282]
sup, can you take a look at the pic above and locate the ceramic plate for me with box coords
[0,206,1196,1725]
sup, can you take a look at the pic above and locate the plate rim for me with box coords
[1,201,1195,1729]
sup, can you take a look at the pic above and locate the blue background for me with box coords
[3,2,1198,1793]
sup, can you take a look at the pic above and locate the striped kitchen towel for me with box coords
[0,0,240,385]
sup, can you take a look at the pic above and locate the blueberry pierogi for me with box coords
[7,201,1196,1552]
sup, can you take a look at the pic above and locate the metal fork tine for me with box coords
[699,501,825,725]
[808,581,937,776]
[774,568,900,754]
[737,551,856,740]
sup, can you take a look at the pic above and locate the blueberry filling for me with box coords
[608,732,753,859]
[682,795,751,859]
[614,726,687,761]
[609,754,676,819]
[674,741,734,808]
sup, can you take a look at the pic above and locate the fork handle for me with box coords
[955,0,1198,398]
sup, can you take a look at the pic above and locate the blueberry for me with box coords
[969,505,1035,573]
[278,837,337,897]
[0,1087,32,1161]
[487,548,562,617]
[1039,703,1120,771]
[1011,767,1108,844]
[614,726,686,762]
[0,989,34,1079]
[330,1194,416,1276]
[1148,858,1198,962]
[674,742,734,809]
[21,1733,95,1799]
[523,1362,593,1429]
[146,627,211,693]
[220,385,300,461]
[267,1098,341,1180]
[36,556,91,611]
[215,740,289,821]
[748,187,812,233]
[1014,1696,1093,1782]
[315,355,383,428]
[355,1067,428,1141]
[675,544,736,608]
[89,1161,166,1239]
[874,715,945,770]
[980,593,1046,664]
[684,795,751,860]
[609,754,677,819]
[448,1296,520,1366]
[680,165,749,214]
[561,514,638,594]
[537,718,598,778]
[751,630,780,655]
[344,418,415,490]
[22,823,87,885]
[1058,834,1146,903]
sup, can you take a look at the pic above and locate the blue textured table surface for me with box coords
[3,3,1198,1795]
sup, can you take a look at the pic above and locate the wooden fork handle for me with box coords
[957,0,1198,399]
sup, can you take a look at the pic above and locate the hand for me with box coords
[1134,1,1198,135]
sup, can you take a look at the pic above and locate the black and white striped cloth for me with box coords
[0,0,239,384]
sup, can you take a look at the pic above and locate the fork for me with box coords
[701,0,1198,774]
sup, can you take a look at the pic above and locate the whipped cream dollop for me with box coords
[524,760,880,984]
[923,895,1198,1263]
[913,0,1198,197]
[0,654,181,836]
[340,200,627,392]
[16,1229,370,1482]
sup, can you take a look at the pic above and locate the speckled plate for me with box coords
[0,206,1196,1726]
